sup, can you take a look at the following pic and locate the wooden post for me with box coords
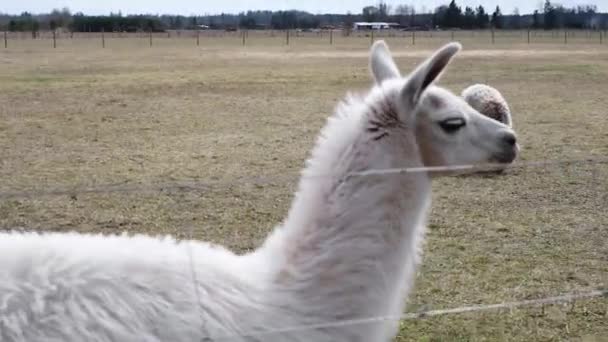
[3,31,6,49]
[53,30,56,48]
[197,30,200,46]
[564,30,567,44]
[491,28,495,44]
[412,31,416,45]
[286,30,289,45]
[329,29,333,45]
[242,30,245,46]
[600,30,603,44]
[149,30,152,47]
[527,29,530,44]
[101,28,105,48]
[371,29,374,45]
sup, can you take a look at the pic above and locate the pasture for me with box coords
[1,32,607,340]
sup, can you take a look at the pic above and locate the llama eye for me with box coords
[438,118,466,134]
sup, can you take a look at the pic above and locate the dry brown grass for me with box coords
[1,35,607,340]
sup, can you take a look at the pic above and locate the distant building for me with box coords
[352,22,400,30]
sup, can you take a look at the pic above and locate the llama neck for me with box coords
[257,99,432,323]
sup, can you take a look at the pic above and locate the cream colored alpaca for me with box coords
[0,41,517,342]
[462,83,513,127]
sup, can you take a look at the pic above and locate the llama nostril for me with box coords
[502,132,517,146]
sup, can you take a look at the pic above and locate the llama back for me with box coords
[0,232,273,341]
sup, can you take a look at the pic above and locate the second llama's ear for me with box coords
[401,42,462,114]
[370,40,401,84]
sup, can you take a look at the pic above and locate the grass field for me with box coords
[1,35,607,340]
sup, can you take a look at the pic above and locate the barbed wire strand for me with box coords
[2,156,607,340]
[1,157,606,200]
[192,156,605,340]
[186,225,208,338]
[205,289,608,341]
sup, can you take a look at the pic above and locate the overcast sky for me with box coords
[2,0,606,16]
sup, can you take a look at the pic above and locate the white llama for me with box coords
[0,41,518,342]
[462,83,513,127]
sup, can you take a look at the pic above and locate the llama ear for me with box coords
[370,40,401,84]
[401,42,461,112]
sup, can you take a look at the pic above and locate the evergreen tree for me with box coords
[377,1,389,21]
[475,5,490,29]
[511,8,521,29]
[532,10,540,28]
[544,0,557,29]
[444,0,462,28]
[433,5,448,27]
[463,6,476,29]
[362,6,379,22]
[8,20,17,32]
[491,6,503,28]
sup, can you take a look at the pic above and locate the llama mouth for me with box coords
[490,150,517,164]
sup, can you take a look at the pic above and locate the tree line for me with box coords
[1,0,606,34]
[431,0,602,30]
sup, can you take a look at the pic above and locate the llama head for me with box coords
[369,40,518,173]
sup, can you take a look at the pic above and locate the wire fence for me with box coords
[2,28,608,49]
[204,289,608,340]
[1,157,607,200]
[1,157,607,339]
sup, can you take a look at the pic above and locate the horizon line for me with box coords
[2,7,607,18]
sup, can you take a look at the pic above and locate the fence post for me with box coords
[564,30,567,44]
[53,30,56,48]
[242,30,246,46]
[101,28,105,48]
[601,30,603,44]
[286,30,289,45]
[412,30,415,45]
[3,31,6,49]
[491,28,495,44]
[371,30,374,45]
[330,29,333,45]
[197,30,200,46]
[149,30,152,47]
[527,29,530,44]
